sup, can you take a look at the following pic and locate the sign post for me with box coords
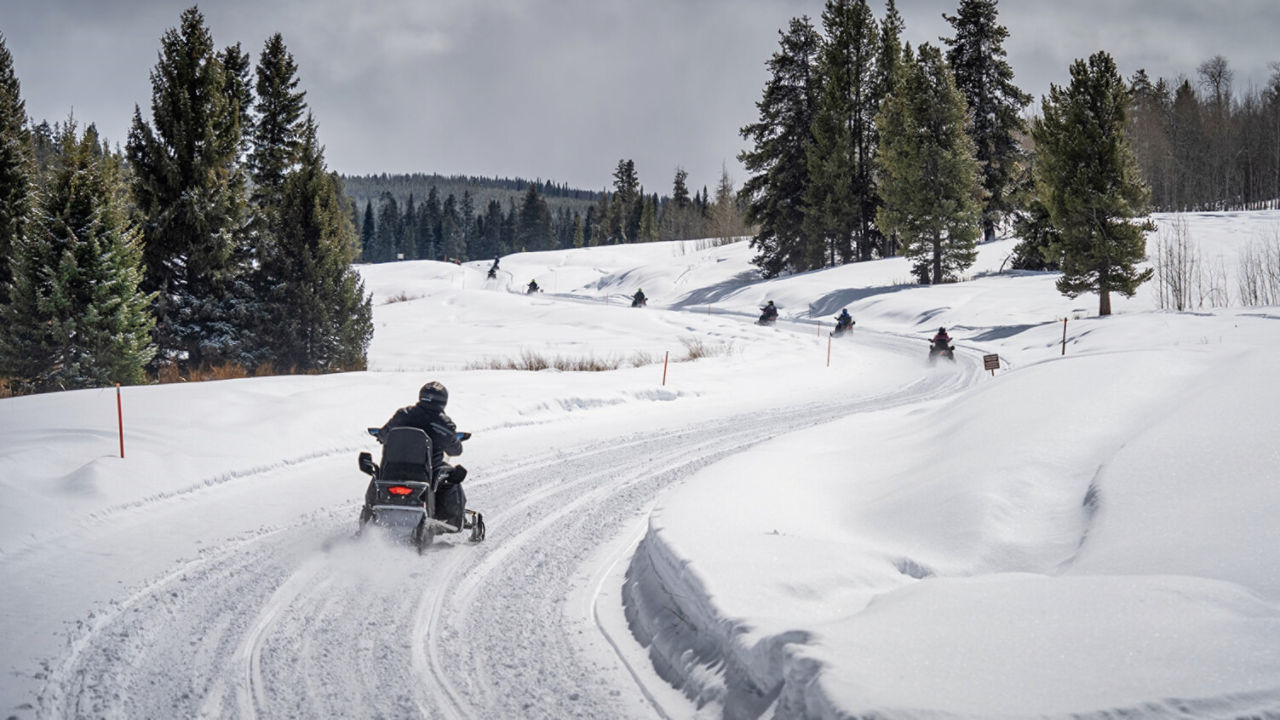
[116,383,125,459]
[983,354,1000,376]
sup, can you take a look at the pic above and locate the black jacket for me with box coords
[379,402,462,469]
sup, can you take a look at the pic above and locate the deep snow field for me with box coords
[2,210,1280,719]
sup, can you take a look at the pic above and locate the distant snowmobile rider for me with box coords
[835,308,854,330]
[632,288,647,306]
[527,279,540,294]
[760,300,778,320]
[932,327,951,348]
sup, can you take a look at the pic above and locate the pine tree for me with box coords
[1033,51,1154,316]
[516,184,552,251]
[739,16,822,276]
[127,7,253,370]
[638,193,658,242]
[876,43,983,284]
[805,0,882,264]
[2,123,156,393]
[0,32,33,308]
[373,192,399,262]
[710,164,743,243]
[258,117,371,371]
[359,200,375,259]
[441,193,466,259]
[943,0,1031,244]
[248,33,305,210]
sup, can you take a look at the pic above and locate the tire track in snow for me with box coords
[36,331,979,719]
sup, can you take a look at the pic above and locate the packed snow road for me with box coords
[31,333,978,719]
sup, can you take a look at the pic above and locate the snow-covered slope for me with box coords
[2,211,1279,719]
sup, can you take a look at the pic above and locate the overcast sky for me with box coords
[5,0,1279,193]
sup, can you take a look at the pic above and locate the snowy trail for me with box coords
[34,333,979,719]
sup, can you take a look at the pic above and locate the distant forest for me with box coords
[341,162,748,264]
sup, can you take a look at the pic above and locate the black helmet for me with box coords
[419,381,448,407]
[938,327,946,333]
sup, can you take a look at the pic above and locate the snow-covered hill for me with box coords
[2,211,1278,718]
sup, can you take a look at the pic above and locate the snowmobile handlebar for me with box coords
[366,428,472,442]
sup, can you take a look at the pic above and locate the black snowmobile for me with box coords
[357,426,485,553]
[928,337,956,364]
[631,293,647,308]
[757,304,778,326]
[831,315,855,337]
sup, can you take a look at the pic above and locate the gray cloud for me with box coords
[4,0,1278,192]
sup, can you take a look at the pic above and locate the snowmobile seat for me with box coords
[379,427,432,483]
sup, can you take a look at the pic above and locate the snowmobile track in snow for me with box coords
[38,332,979,719]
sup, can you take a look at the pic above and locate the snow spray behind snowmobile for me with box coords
[357,426,484,552]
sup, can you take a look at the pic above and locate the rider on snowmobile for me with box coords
[375,382,468,529]
[835,308,854,331]
[527,279,540,294]
[759,300,778,322]
[932,326,951,349]
[632,288,647,307]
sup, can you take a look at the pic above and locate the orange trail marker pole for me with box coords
[826,336,832,367]
[116,383,125,458]
[662,351,670,386]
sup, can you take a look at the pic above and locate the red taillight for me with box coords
[387,486,414,496]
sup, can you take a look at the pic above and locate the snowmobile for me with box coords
[831,315,855,337]
[928,337,956,364]
[357,426,485,553]
[631,295,647,308]
[757,305,778,326]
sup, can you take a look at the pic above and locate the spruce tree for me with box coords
[441,193,466,258]
[127,7,253,370]
[1033,51,1154,316]
[805,0,882,264]
[0,33,33,307]
[257,117,371,371]
[739,16,822,276]
[943,0,1032,244]
[876,43,983,284]
[248,33,305,210]
[360,200,376,259]
[373,192,399,262]
[2,123,156,393]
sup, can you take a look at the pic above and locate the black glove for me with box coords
[448,465,468,484]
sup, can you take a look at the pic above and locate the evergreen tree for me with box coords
[359,199,375,259]
[738,16,822,276]
[248,33,305,210]
[876,43,983,284]
[372,192,399,262]
[609,159,640,242]
[0,33,33,307]
[480,198,504,258]
[220,43,253,157]
[710,164,744,243]
[258,116,372,371]
[2,123,156,393]
[441,193,466,259]
[638,193,658,242]
[1033,51,1154,316]
[460,190,476,258]
[127,7,253,369]
[516,184,553,251]
[805,0,882,264]
[400,193,418,260]
[943,0,1031,244]
[421,185,442,259]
